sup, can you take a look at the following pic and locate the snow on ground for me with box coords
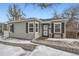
[47,38,79,43]
[0,44,78,56]
[0,31,35,44]
[30,45,78,56]
[0,43,31,56]
[0,38,78,56]
[0,37,35,45]
[0,31,78,56]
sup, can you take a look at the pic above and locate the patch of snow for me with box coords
[0,31,35,44]
[0,44,31,56]
[0,37,35,45]
[47,38,79,43]
[30,45,78,56]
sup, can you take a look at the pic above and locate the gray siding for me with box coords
[9,22,35,40]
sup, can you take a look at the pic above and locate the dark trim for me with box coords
[10,24,14,33]
[51,23,54,33]
[52,33,54,38]
[62,23,64,33]
[26,23,28,33]
[42,24,49,37]
[39,22,41,33]
[51,23,54,38]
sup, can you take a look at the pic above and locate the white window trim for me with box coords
[28,23,34,32]
[54,23,61,33]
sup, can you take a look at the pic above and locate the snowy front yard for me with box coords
[0,43,31,56]
[0,32,79,56]
[32,37,79,55]
[0,37,37,51]
[30,45,78,56]
[0,43,78,56]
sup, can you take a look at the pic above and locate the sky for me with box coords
[0,3,76,22]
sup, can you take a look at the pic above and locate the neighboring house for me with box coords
[8,18,79,40]
[0,23,4,33]
[0,23,8,35]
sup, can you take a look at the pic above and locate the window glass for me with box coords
[29,24,33,32]
[55,23,61,32]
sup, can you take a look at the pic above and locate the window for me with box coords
[36,24,38,32]
[29,24,33,32]
[10,24,14,32]
[54,23,61,33]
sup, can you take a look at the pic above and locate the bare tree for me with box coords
[52,9,59,19]
[25,3,60,9]
[7,4,25,21]
[33,3,60,9]
[63,5,79,20]
[62,5,79,33]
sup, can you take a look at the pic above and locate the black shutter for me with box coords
[36,24,38,32]
[26,23,28,33]
[12,24,14,32]
[62,23,64,33]
[51,23,54,33]
[51,23,54,38]
[39,23,40,33]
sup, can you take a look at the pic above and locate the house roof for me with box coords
[8,17,73,24]
[8,17,41,23]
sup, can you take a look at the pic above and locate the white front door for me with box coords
[42,24,49,37]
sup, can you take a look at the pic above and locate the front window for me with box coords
[54,23,61,33]
[29,24,33,32]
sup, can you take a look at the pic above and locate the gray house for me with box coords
[8,18,79,40]
[0,23,8,34]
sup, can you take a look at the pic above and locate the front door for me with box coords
[42,24,49,37]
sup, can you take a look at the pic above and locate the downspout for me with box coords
[64,21,66,38]
[2,24,4,33]
[49,22,52,38]
[8,23,10,38]
[76,23,78,39]
[34,20,36,39]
